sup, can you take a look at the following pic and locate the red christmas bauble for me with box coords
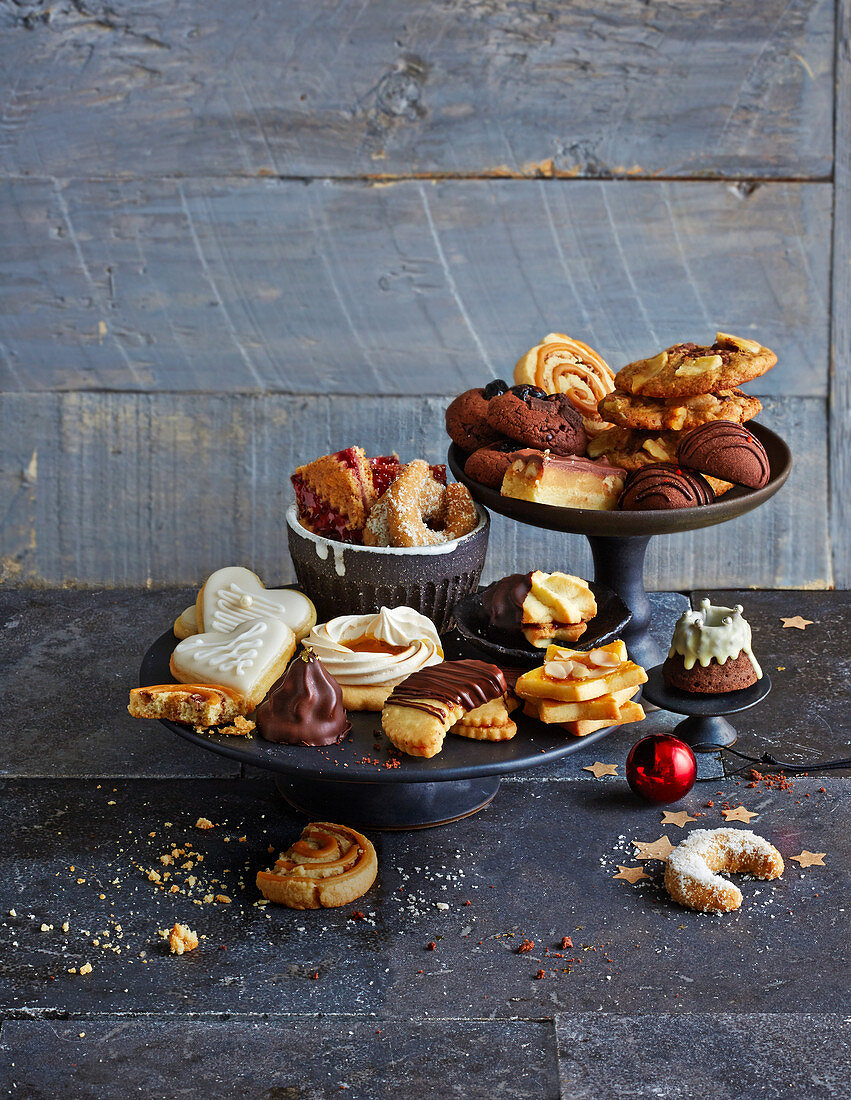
[626,734,697,803]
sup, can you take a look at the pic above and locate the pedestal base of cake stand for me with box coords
[274,775,501,831]
[642,666,772,753]
[587,534,661,670]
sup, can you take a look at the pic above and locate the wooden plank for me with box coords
[0,0,833,180]
[0,178,830,397]
[830,0,851,585]
[0,392,830,589]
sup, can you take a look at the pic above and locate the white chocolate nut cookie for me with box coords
[256,822,378,909]
[614,334,776,399]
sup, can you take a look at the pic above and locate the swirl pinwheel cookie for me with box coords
[195,566,316,641]
[256,822,378,909]
[382,660,507,757]
[514,333,615,436]
[170,618,297,713]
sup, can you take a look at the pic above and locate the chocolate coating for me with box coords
[481,573,532,632]
[619,463,715,511]
[256,648,350,746]
[387,659,507,718]
[677,421,770,489]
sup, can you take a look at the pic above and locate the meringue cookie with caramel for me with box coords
[304,606,444,711]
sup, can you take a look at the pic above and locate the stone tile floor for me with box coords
[0,588,847,1099]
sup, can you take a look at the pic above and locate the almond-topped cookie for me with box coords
[614,333,776,399]
[597,388,762,433]
[381,659,507,757]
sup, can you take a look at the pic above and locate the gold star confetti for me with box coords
[613,865,650,884]
[583,761,619,779]
[661,811,697,828]
[780,616,813,630]
[633,836,675,861]
[790,851,826,867]
[722,806,759,823]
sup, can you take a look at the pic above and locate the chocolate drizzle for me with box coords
[677,422,770,489]
[482,573,533,632]
[256,647,351,746]
[620,463,715,511]
[386,659,507,718]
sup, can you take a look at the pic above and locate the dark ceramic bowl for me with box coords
[452,582,633,668]
[286,503,490,633]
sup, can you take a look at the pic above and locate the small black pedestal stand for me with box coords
[642,665,772,752]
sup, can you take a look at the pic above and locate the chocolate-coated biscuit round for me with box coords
[663,650,759,694]
[486,387,587,456]
[619,463,715,511]
[445,387,505,453]
[677,421,770,489]
[464,439,519,489]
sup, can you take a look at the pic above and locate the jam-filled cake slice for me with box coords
[291,446,378,542]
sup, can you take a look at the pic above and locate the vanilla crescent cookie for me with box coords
[514,332,615,436]
[170,618,296,713]
[597,388,762,433]
[664,828,784,914]
[256,822,378,909]
[195,566,316,641]
[305,607,443,712]
[614,333,776,399]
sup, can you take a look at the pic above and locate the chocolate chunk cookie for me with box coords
[486,385,587,456]
[614,333,776,399]
[445,380,510,453]
[598,388,762,432]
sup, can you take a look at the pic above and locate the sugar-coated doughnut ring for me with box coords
[256,822,378,909]
[664,828,784,914]
[440,482,479,541]
[385,459,447,547]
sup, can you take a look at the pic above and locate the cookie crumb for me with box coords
[168,923,199,955]
[195,818,214,830]
[79,962,93,975]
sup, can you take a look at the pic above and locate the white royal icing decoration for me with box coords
[173,618,294,696]
[201,567,314,639]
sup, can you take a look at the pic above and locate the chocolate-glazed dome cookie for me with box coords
[256,647,350,746]
[619,463,714,511]
[486,386,587,456]
[677,421,770,489]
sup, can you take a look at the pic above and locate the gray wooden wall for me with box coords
[0,0,846,590]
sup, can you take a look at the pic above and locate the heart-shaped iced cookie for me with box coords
[196,567,316,641]
[170,618,297,712]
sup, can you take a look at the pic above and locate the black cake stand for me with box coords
[642,665,772,751]
[141,631,623,830]
[448,422,792,670]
